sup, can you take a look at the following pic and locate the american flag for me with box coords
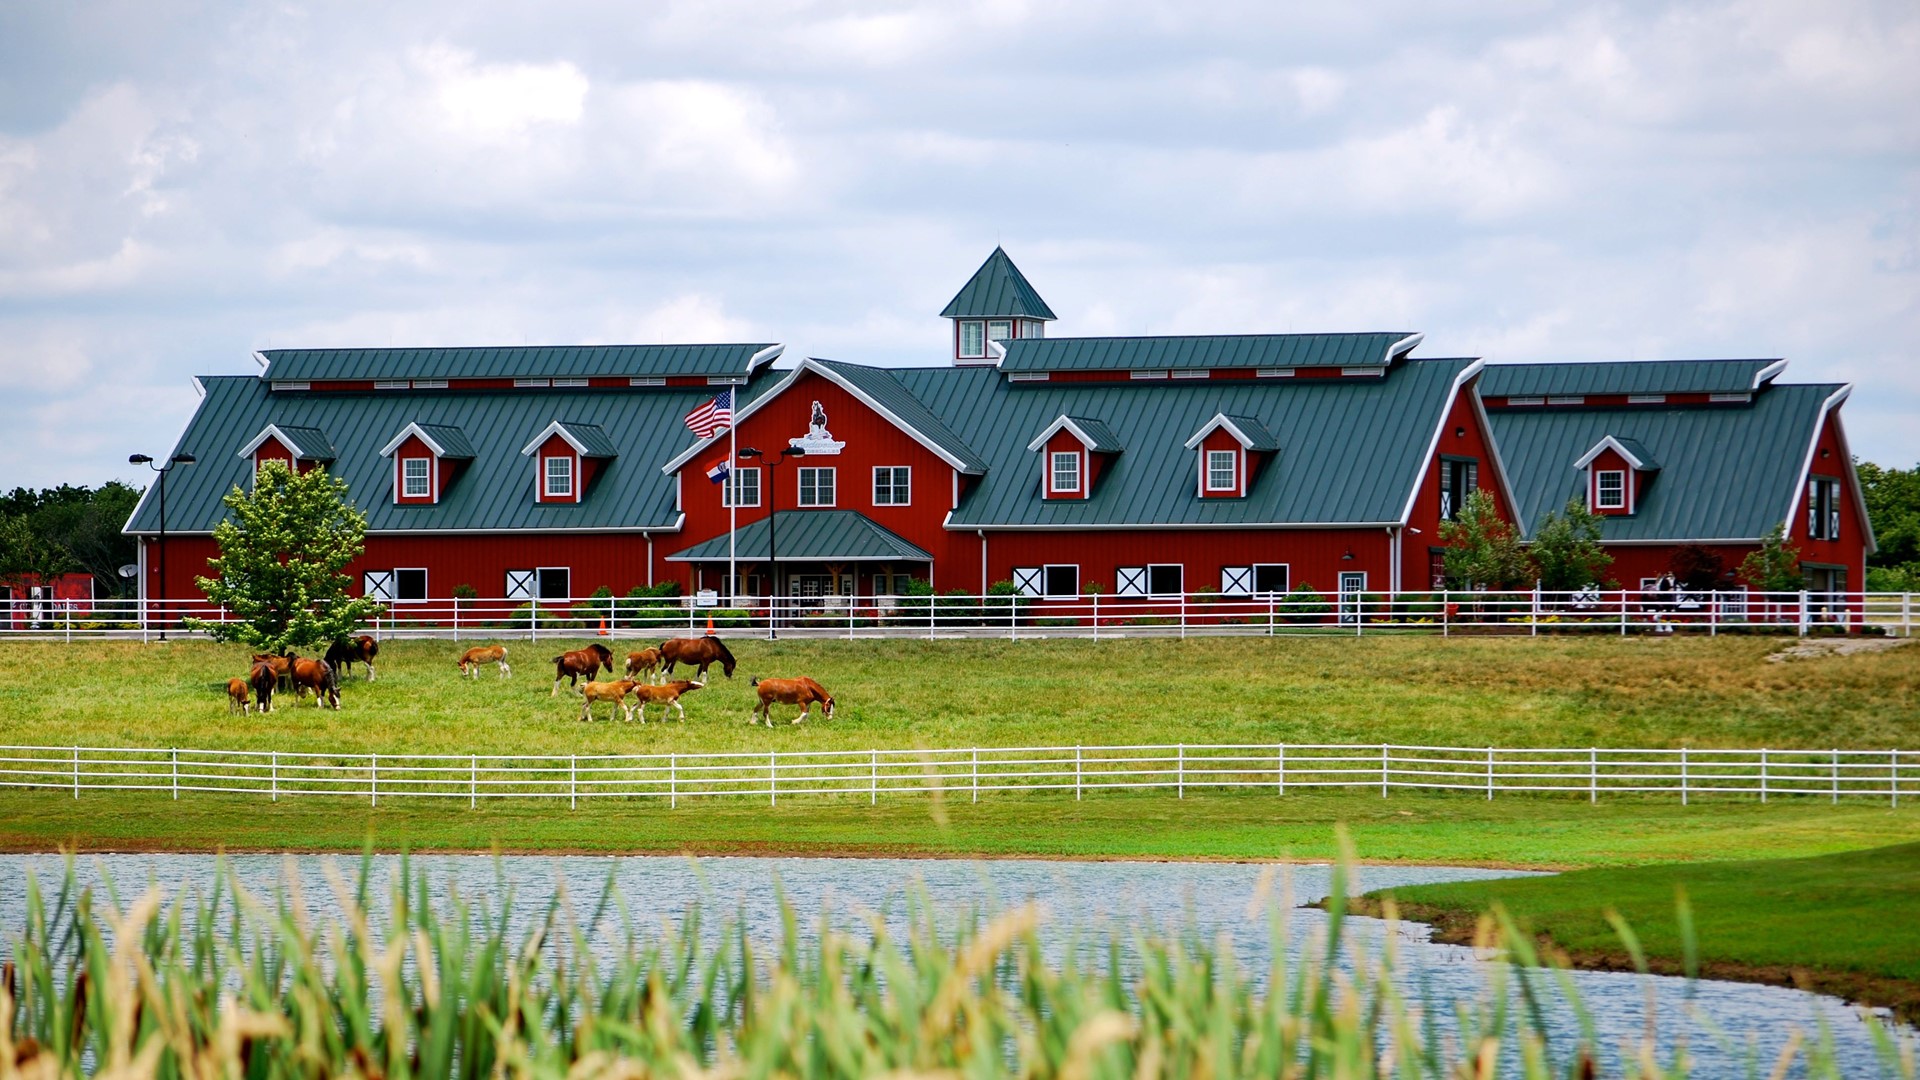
[682,389,732,438]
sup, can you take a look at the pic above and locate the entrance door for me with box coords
[1339,572,1367,625]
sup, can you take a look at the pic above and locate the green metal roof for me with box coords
[412,424,475,459]
[939,248,1057,320]
[1601,436,1657,471]
[126,371,780,535]
[1033,415,1124,453]
[1211,414,1282,452]
[1487,384,1842,541]
[1479,359,1783,398]
[550,422,619,458]
[271,425,337,461]
[997,332,1418,374]
[259,343,777,383]
[810,360,989,472]
[876,357,1475,528]
[665,510,932,562]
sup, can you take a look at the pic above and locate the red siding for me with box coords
[1404,381,1503,591]
[1198,429,1246,498]
[1786,407,1867,586]
[985,527,1392,598]
[1043,430,1089,499]
[1585,447,1635,515]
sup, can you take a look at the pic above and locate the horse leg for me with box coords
[501,661,512,678]
[793,702,807,725]
[366,661,376,682]
[552,674,562,697]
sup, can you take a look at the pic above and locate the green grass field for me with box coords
[1,634,1916,863]
[1359,841,1920,1021]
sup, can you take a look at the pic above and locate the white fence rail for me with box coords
[1,743,1910,807]
[3,589,1916,641]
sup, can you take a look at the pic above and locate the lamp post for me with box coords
[130,452,196,640]
[737,445,805,639]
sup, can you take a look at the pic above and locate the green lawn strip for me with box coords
[1,636,1916,756]
[1354,842,1920,1022]
[3,789,1915,869]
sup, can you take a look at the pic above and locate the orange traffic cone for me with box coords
[597,619,609,636]
[705,615,716,635]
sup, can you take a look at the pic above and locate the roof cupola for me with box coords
[941,247,1056,366]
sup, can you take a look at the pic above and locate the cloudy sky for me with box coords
[2,1,1915,490]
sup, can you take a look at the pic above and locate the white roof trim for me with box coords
[1386,333,1425,361]
[1396,358,1494,528]
[1182,413,1264,451]
[380,422,449,458]
[235,424,307,460]
[748,343,785,370]
[1026,415,1107,453]
[1786,385,1874,555]
[1573,435,1650,471]
[1752,359,1788,389]
[251,351,271,371]
[520,420,594,457]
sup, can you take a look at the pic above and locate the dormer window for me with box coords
[1028,415,1121,500]
[1051,452,1081,494]
[544,456,574,498]
[1574,435,1658,516]
[238,424,336,481]
[379,422,474,506]
[1595,470,1626,510]
[1184,413,1280,500]
[401,457,432,498]
[1207,451,1237,492]
[521,420,617,505]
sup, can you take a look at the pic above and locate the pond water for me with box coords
[0,854,1906,1078]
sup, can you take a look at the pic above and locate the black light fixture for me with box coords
[1454,427,1466,439]
[130,451,198,640]
[1341,548,1355,561]
[737,445,806,638]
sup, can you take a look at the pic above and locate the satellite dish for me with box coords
[118,564,140,579]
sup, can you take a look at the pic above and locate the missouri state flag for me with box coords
[705,458,731,484]
[683,388,733,438]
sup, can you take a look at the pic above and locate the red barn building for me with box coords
[125,249,1869,612]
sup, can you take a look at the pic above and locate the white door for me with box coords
[1339,572,1367,625]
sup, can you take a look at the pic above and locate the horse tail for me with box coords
[749,676,760,687]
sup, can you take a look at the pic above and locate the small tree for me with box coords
[1738,522,1804,593]
[0,512,74,590]
[187,461,383,653]
[1439,489,1533,589]
[1529,498,1612,592]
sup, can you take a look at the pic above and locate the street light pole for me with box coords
[738,446,805,640]
[131,452,197,640]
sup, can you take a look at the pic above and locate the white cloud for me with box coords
[411,44,589,141]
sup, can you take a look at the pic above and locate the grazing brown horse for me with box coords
[551,643,615,696]
[457,644,512,678]
[660,636,736,681]
[251,653,293,691]
[325,635,380,681]
[248,661,278,713]
[225,677,252,714]
[631,680,704,723]
[623,647,663,683]
[579,679,641,722]
[749,677,835,726]
[289,657,340,709]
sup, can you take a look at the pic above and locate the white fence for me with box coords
[0,743,1911,807]
[3,589,1915,641]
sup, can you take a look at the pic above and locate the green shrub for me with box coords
[1277,585,1331,624]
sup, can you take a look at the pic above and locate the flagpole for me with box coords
[727,396,737,607]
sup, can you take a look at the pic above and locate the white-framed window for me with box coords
[544,455,574,498]
[1440,457,1478,520]
[506,567,572,600]
[1206,450,1237,493]
[988,319,1013,343]
[1050,451,1081,494]
[798,467,836,507]
[1808,477,1841,540]
[724,467,761,508]
[873,466,911,506]
[1253,563,1290,595]
[1147,564,1183,597]
[401,457,432,499]
[393,568,427,603]
[1023,319,1045,339]
[959,321,986,358]
[1596,470,1626,510]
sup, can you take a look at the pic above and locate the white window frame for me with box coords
[1253,563,1290,596]
[1146,564,1183,597]
[798,467,837,507]
[400,456,433,499]
[544,455,574,499]
[1206,449,1238,493]
[987,319,1013,343]
[873,466,911,506]
[1042,564,1079,599]
[959,321,986,359]
[1338,571,1367,625]
[1595,470,1626,510]
[506,569,537,600]
[724,467,761,508]
[1050,451,1081,495]
[536,567,571,600]
[391,567,428,604]
[1023,319,1045,339]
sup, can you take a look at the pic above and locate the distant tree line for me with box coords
[0,483,144,598]
[1859,460,1920,591]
